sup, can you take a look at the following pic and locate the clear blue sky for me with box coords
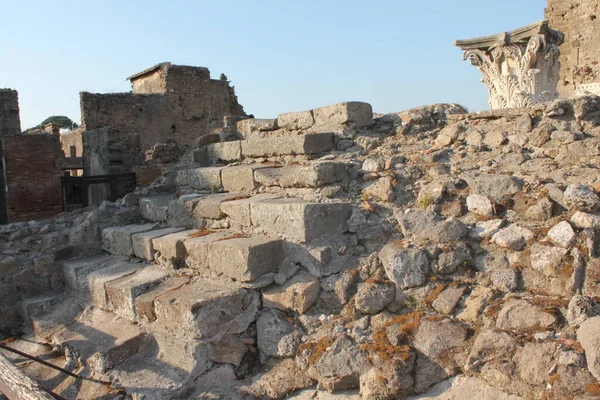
[1,0,546,129]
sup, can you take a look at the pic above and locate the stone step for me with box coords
[152,229,198,268]
[51,307,152,375]
[105,266,171,320]
[152,277,258,340]
[188,234,283,282]
[61,254,118,291]
[167,193,246,228]
[20,294,83,340]
[221,196,352,242]
[139,194,175,222]
[132,227,185,261]
[102,223,158,256]
[192,132,334,165]
[135,275,192,322]
[253,161,346,188]
[85,261,147,308]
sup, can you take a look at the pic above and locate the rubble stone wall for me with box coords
[0,89,21,137]
[3,134,64,222]
[546,0,600,97]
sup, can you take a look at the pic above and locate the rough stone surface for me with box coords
[262,273,321,314]
[563,184,600,212]
[354,282,395,314]
[379,244,429,289]
[466,194,494,217]
[256,309,302,359]
[495,299,557,331]
[491,225,534,251]
[577,316,600,380]
[547,221,576,248]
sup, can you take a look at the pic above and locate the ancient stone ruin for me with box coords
[455,20,564,109]
[4,1,600,399]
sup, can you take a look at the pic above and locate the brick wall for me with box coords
[546,0,600,97]
[0,89,21,137]
[3,134,64,222]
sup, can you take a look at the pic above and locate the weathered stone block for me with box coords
[152,229,197,268]
[135,275,191,322]
[153,279,258,339]
[167,194,204,228]
[185,231,233,270]
[62,254,115,290]
[221,164,271,193]
[220,194,279,228]
[132,227,184,260]
[236,119,278,139]
[240,133,334,158]
[207,236,284,281]
[105,266,170,320]
[250,198,352,242]
[276,110,314,130]
[262,272,320,314]
[194,141,242,164]
[254,161,345,188]
[175,167,223,190]
[139,195,175,222]
[87,262,143,308]
[194,193,243,220]
[312,102,373,128]
[102,223,157,256]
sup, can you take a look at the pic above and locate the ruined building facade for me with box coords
[545,0,600,97]
[80,63,246,177]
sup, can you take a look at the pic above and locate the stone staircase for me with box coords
[8,108,363,398]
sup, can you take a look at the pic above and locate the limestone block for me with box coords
[135,275,191,322]
[221,164,271,193]
[236,119,278,139]
[193,193,243,220]
[250,198,352,242]
[262,273,320,314]
[132,227,184,261]
[199,141,242,163]
[312,101,373,127]
[139,195,175,222]
[175,167,223,190]
[207,236,284,282]
[241,133,334,158]
[254,161,345,188]
[185,231,233,270]
[153,279,258,339]
[571,211,600,229]
[105,266,170,320]
[62,254,114,290]
[87,262,143,308]
[152,229,197,268]
[276,110,314,130]
[490,225,534,251]
[167,194,204,228]
[102,223,158,256]
[219,194,279,228]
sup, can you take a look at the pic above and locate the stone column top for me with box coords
[455,20,562,50]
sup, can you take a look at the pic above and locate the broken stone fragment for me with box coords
[577,316,600,380]
[547,220,576,248]
[361,156,384,173]
[464,173,523,203]
[363,176,396,202]
[563,184,600,212]
[490,224,534,251]
[256,309,302,359]
[379,243,429,289]
[396,209,468,243]
[495,299,556,332]
[466,193,494,217]
[567,295,600,327]
[529,242,568,276]
[570,210,600,229]
[490,269,519,292]
[354,282,395,314]
[312,335,370,391]
[262,273,321,314]
[432,286,466,314]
